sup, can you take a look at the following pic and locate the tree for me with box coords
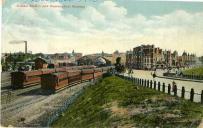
[116,57,121,64]
[199,56,203,64]
[115,57,125,73]
[1,53,35,71]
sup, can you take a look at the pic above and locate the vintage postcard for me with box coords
[1,0,203,127]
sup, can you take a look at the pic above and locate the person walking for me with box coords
[172,81,176,92]
[151,71,156,81]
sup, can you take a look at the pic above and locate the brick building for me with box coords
[128,45,159,69]
[126,44,197,70]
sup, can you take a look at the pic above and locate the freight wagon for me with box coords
[81,69,94,81]
[94,68,103,79]
[41,72,68,91]
[11,66,95,89]
[40,67,110,92]
[11,66,113,90]
[11,70,42,89]
[67,70,81,84]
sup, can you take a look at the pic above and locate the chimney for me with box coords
[25,41,27,54]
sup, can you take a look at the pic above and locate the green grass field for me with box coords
[52,76,203,128]
[183,66,203,76]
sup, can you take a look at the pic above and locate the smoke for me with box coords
[9,40,26,44]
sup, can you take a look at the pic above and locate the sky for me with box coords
[1,0,203,56]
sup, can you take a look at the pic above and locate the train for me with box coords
[11,66,114,92]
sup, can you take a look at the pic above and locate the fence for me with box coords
[42,73,202,126]
[163,73,203,80]
[182,74,203,80]
[116,74,203,104]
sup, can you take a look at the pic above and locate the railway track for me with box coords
[1,85,41,106]
[1,82,90,127]
[1,95,46,114]
[1,85,41,96]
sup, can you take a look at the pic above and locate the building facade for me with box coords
[129,45,157,69]
[77,55,111,66]
[45,50,82,66]
[126,44,197,70]
[87,50,126,65]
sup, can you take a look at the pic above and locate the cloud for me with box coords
[80,6,105,26]
[98,1,127,20]
[2,1,203,56]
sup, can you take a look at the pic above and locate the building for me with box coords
[126,50,133,68]
[45,50,82,66]
[171,51,178,67]
[162,50,172,67]
[34,57,49,70]
[86,51,126,65]
[126,44,197,70]
[77,55,111,66]
[130,45,157,69]
[154,47,163,68]
[177,52,196,67]
[111,50,126,65]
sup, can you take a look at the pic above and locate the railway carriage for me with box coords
[41,72,68,91]
[11,70,42,89]
[81,69,94,81]
[67,70,82,84]
[55,67,66,72]
[11,66,114,91]
[94,68,103,79]
[41,69,55,75]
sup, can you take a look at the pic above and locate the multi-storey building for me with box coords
[171,51,178,67]
[154,47,163,68]
[162,50,172,67]
[126,50,133,68]
[126,44,197,70]
[131,45,156,69]
[178,52,196,67]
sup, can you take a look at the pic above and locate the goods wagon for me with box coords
[70,66,83,70]
[55,67,66,72]
[11,66,114,91]
[41,72,68,91]
[83,65,96,69]
[41,69,55,75]
[67,70,81,84]
[70,65,96,70]
[94,68,103,79]
[81,69,94,81]
[11,70,42,89]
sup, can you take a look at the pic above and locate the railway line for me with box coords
[1,84,41,104]
[1,66,114,127]
[2,95,46,114]
[1,81,90,127]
